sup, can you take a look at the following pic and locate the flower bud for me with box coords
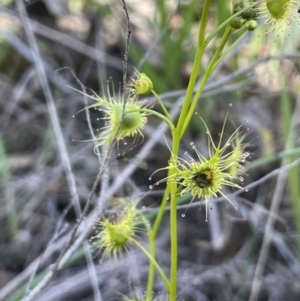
[241,8,257,20]
[133,73,153,95]
[245,20,258,31]
[229,17,243,29]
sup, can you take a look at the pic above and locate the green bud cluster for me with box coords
[230,0,258,32]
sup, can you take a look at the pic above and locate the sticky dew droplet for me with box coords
[235,206,238,210]
[181,213,185,217]
[229,103,232,107]
[149,185,153,189]
[148,177,152,181]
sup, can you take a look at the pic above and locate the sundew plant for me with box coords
[2,1,300,301]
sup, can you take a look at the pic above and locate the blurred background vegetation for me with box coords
[0,0,300,300]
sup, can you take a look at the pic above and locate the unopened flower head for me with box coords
[150,113,249,221]
[86,88,149,150]
[128,69,153,95]
[258,0,300,36]
[92,203,140,258]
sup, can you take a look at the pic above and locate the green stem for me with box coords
[168,121,182,299]
[146,186,170,300]
[175,0,211,137]
[169,163,179,301]
[126,108,175,132]
[146,132,180,300]
[181,26,232,137]
[212,30,247,71]
[145,1,248,299]
[133,240,170,292]
[142,108,175,132]
[148,2,212,299]
[152,90,172,121]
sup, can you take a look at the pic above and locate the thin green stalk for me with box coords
[167,124,182,299]
[175,0,211,136]
[133,240,170,292]
[168,26,233,299]
[147,2,212,298]
[152,90,172,121]
[212,30,247,72]
[141,108,175,132]
[181,26,232,136]
[146,135,179,299]
[126,108,175,132]
[169,164,179,301]
[146,186,170,300]
[146,2,241,299]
